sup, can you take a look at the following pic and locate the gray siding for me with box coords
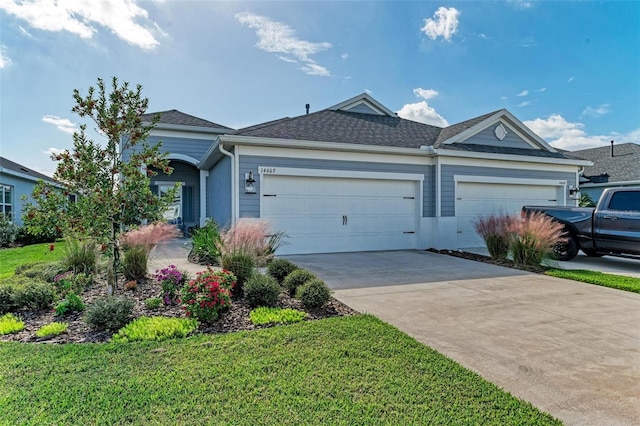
[238,155,435,218]
[460,125,532,149]
[209,156,232,227]
[440,165,577,216]
[0,174,40,226]
[343,104,380,115]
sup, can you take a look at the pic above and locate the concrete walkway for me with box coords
[287,251,640,426]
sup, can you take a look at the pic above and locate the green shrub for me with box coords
[62,238,97,274]
[296,278,331,308]
[112,316,198,342]
[267,258,299,284]
[0,313,24,334]
[249,307,307,325]
[244,273,281,308]
[121,245,149,281]
[35,322,68,338]
[220,252,255,298]
[85,296,135,332]
[190,219,222,264]
[15,261,66,282]
[54,292,85,316]
[13,281,55,311]
[144,297,162,310]
[0,214,18,247]
[14,226,61,245]
[0,283,17,313]
[282,269,317,296]
[473,215,513,261]
[509,212,565,268]
[53,272,92,297]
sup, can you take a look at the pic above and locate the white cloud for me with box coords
[508,0,533,9]
[517,101,531,107]
[42,115,77,134]
[0,45,10,68]
[524,114,640,151]
[43,147,65,156]
[420,7,460,41]
[397,101,449,127]
[536,87,547,93]
[341,53,348,60]
[568,76,575,83]
[580,104,611,118]
[364,89,373,95]
[516,89,529,97]
[235,12,332,77]
[0,0,161,50]
[413,88,438,100]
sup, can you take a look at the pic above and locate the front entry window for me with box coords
[159,184,182,223]
[1,184,12,220]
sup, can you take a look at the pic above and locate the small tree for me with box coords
[23,77,177,294]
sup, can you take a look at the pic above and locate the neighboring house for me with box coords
[0,157,60,226]
[569,142,640,201]
[127,93,590,254]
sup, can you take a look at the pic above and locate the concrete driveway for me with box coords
[286,250,640,426]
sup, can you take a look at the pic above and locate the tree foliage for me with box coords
[23,77,177,292]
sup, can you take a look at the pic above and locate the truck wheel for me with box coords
[582,248,604,257]
[553,235,578,261]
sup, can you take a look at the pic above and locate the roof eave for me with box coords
[435,147,593,166]
[144,121,232,135]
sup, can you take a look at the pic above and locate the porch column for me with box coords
[199,170,209,227]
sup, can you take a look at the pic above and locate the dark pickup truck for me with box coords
[523,187,640,261]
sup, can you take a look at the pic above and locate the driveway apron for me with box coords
[286,250,640,426]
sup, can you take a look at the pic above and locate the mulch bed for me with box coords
[426,248,546,273]
[1,267,357,344]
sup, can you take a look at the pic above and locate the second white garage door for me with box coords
[456,181,563,248]
[262,174,418,255]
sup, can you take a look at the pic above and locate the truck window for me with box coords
[607,192,640,211]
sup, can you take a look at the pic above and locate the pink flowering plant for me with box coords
[154,264,188,305]
[180,267,236,323]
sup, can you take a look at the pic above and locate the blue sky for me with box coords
[1,0,639,176]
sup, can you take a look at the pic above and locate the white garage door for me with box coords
[456,182,562,248]
[262,175,418,255]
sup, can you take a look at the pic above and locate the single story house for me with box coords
[0,157,60,226]
[569,142,640,201]
[130,93,591,255]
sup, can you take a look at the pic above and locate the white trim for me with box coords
[581,180,640,188]
[150,129,221,140]
[147,123,230,135]
[436,148,591,167]
[435,157,441,217]
[453,175,567,186]
[168,153,199,166]
[258,166,424,182]
[240,145,434,166]
[218,143,236,226]
[199,170,208,227]
[234,145,241,224]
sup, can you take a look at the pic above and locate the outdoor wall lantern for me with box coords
[245,171,256,194]
[568,185,580,199]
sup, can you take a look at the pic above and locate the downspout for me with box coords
[218,143,236,226]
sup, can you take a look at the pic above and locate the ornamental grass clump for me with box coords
[217,219,284,267]
[220,253,254,298]
[190,219,222,264]
[180,267,234,323]
[120,223,182,281]
[61,238,98,275]
[154,264,188,305]
[508,211,566,269]
[473,214,514,260]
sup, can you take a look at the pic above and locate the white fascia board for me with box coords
[581,180,640,188]
[144,121,231,135]
[150,128,224,140]
[436,148,592,167]
[240,145,434,166]
[198,137,222,170]
[0,168,62,187]
[258,166,424,181]
[168,153,199,166]
[220,134,434,158]
[327,93,396,116]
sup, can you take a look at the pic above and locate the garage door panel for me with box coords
[262,175,418,254]
[456,182,561,248]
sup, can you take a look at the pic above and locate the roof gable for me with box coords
[328,93,396,116]
[435,109,558,153]
[0,157,58,184]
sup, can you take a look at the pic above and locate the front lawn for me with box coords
[0,315,559,425]
[545,268,640,294]
[0,241,66,280]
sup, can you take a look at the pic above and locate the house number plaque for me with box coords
[259,167,277,174]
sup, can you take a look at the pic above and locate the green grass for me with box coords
[546,268,640,293]
[0,241,67,280]
[0,315,560,425]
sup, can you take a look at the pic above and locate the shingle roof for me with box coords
[445,143,570,159]
[434,110,501,147]
[0,157,58,184]
[141,109,233,130]
[570,143,640,182]
[234,110,442,148]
